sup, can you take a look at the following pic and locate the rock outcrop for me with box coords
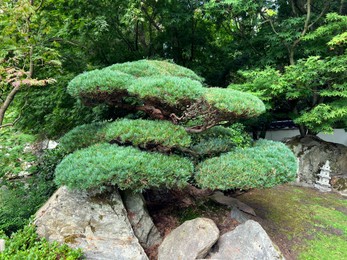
[286,136,347,190]
[208,220,284,260]
[122,191,162,249]
[158,217,219,260]
[35,186,148,260]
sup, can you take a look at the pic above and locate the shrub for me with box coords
[55,143,193,192]
[195,139,297,190]
[58,122,107,153]
[105,119,191,148]
[0,224,82,259]
[0,129,37,178]
[0,174,56,235]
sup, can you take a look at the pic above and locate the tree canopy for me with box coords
[54,60,297,192]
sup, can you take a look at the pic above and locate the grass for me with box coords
[238,185,347,259]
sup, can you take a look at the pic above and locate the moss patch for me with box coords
[237,185,347,259]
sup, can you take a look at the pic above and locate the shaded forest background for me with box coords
[1,0,346,138]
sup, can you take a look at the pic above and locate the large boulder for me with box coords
[34,186,148,260]
[158,217,219,260]
[208,220,284,260]
[286,136,347,186]
[122,191,162,248]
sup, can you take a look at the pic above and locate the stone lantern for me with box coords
[314,160,332,192]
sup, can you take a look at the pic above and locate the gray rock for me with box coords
[331,175,347,196]
[122,191,162,248]
[158,218,219,260]
[210,191,256,216]
[208,220,284,260]
[230,207,250,223]
[35,186,148,260]
[286,136,347,186]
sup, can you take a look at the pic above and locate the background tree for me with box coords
[0,0,59,128]
[229,12,347,136]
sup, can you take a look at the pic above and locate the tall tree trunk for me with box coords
[289,48,295,65]
[340,0,346,14]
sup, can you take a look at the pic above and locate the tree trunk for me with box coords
[340,0,345,14]
[0,86,21,127]
[298,125,307,137]
[289,48,295,65]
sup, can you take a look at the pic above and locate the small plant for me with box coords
[0,128,37,178]
[0,224,83,259]
[0,174,55,235]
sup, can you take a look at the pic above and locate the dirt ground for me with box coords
[145,184,347,260]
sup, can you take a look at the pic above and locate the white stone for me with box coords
[0,239,5,252]
[315,160,332,192]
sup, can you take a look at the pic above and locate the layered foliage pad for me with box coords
[59,122,108,153]
[195,140,297,190]
[128,76,204,107]
[59,119,191,154]
[68,69,134,98]
[67,60,265,127]
[55,143,193,192]
[105,119,191,148]
[205,88,265,120]
[108,60,204,81]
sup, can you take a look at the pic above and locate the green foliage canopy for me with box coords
[195,139,297,190]
[55,143,193,192]
[54,59,297,193]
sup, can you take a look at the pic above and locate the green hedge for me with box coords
[195,139,297,190]
[105,119,191,148]
[55,143,193,192]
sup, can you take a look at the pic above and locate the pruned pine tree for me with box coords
[55,60,297,192]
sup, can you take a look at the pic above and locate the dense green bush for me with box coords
[0,174,56,235]
[195,139,297,190]
[0,224,82,259]
[105,119,191,148]
[55,143,193,192]
[0,129,37,178]
[190,124,252,158]
[58,122,108,153]
[128,76,204,107]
